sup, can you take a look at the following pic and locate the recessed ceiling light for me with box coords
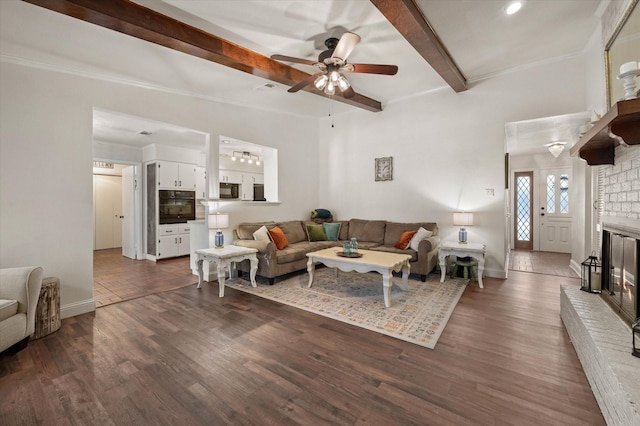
[505,0,524,15]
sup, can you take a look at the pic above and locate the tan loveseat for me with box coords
[233,219,440,284]
[0,266,43,353]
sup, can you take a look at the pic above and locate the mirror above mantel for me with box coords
[606,0,639,107]
[571,1,640,166]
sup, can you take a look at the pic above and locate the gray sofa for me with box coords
[233,219,440,284]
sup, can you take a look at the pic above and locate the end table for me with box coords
[438,241,486,288]
[195,245,258,297]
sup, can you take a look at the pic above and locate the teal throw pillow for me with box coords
[322,222,341,241]
[306,224,327,241]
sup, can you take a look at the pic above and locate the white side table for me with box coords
[195,245,258,297]
[438,241,486,288]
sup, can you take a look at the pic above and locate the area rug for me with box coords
[224,269,466,349]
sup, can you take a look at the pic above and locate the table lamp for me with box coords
[453,212,473,244]
[208,213,229,248]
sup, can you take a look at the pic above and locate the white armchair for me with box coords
[0,266,43,353]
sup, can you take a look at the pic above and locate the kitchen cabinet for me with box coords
[240,173,264,200]
[219,169,243,184]
[156,161,197,189]
[243,173,264,184]
[196,166,206,199]
[157,224,190,259]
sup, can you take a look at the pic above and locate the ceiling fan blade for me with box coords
[271,54,318,67]
[347,63,399,75]
[288,73,324,93]
[331,32,361,62]
[340,86,356,99]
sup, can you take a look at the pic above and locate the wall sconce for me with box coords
[453,212,474,244]
[208,213,229,248]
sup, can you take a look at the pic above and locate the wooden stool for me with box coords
[449,256,478,285]
[32,276,61,339]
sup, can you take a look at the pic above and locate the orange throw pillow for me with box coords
[268,226,289,250]
[395,231,417,249]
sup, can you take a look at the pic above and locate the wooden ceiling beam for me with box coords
[22,0,383,112]
[371,0,467,92]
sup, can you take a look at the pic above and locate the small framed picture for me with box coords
[375,157,393,181]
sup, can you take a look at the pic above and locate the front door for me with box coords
[514,171,533,250]
[539,169,572,253]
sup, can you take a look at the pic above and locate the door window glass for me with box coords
[560,174,569,213]
[546,175,555,214]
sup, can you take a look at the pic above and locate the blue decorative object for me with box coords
[458,228,467,244]
[215,231,224,248]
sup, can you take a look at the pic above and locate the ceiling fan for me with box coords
[271,32,398,99]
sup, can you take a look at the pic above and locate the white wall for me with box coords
[318,55,588,278]
[0,61,318,317]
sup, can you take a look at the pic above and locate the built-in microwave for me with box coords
[220,183,240,199]
[158,190,196,224]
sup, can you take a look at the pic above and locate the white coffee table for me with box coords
[306,247,411,308]
[195,245,258,297]
[438,241,486,288]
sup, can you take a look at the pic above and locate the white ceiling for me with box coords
[0,0,603,154]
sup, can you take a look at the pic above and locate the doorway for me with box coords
[93,162,141,258]
[514,171,533,250]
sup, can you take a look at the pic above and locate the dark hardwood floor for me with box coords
[1,256,604,425]
[94,248,194,307]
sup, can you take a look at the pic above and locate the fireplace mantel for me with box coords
[569,98,640,165]
[602,216,640,239]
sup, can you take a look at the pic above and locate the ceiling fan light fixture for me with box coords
[329,70,340,83]
[324,82,336,96]
[337,75,350,92]
[314,74,328,90]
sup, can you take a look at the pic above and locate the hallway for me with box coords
[509,249,578,278]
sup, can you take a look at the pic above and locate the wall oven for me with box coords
[158,190,196,224]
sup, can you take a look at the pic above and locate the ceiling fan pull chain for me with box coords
[330,96,334,128]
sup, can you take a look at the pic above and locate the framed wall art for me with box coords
[375,157,393,181]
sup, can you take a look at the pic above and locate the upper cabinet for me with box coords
[156,161,197,190]
[570,99,640,165]
[195,166,206,199]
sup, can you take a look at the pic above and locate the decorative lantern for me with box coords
[633,319,640,358]
[580,255,601,293]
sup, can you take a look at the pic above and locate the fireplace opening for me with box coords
[601,222,639,326]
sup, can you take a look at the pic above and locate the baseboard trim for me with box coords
[569,258,581,278]
[484,267,507,280]
[61,299,95,319]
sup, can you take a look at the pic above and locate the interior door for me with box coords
[514,171,533,250]
[121,166,136,259]
[94,174,122,250]
[539,168,572,253]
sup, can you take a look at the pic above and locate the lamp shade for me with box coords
[453,212,474,226]
[208,213,229,229]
